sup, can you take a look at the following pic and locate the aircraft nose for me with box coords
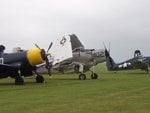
[92,50,105,59]
[100,50,105,57]
[41,49,47,60]
[91,50,106,63]
[97,50,105,57]
[41,49,52,76]
[27,48,45,66]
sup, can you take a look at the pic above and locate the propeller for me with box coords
[45,42,53,76]
[45,57,52,76]
[103,42,114,67]
[35,44,40,49]
[103,42,110,58]
[35,43,53,76]
[47,42,53,53]
[108,42,111,53]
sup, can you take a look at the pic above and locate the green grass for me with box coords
[0,63,150,113]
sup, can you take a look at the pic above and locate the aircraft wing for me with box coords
[0,64,18,76]
[50,35,73,65]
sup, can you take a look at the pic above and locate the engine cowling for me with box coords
[27,48,45,66]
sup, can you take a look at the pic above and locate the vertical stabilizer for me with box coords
[69,34,85,51]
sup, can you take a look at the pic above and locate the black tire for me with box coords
[36,75,44,83]
[15,76,24,85]
[91,73,98,79]
[79,74,86,80]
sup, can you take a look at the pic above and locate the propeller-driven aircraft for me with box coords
[105,48,150,73]
[48,34,106,80]
[0,43,52,85]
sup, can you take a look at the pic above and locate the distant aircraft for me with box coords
[105,48,150,73]
[0,44,52,85]
[43,34,106,80]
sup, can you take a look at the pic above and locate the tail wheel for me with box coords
[91,73,98,79]
[79,74,86,80]
[36,75,44,83]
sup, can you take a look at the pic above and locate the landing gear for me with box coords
[91,73,98,79]
[34,71,45,83]
[78,73,98,80]
[77,64,98,80]
[90,66,98,79]
[79,74,86,80]
[36,74,44,83]
[146,64,150,74]
[148,64,150,73]
[15,71,24,85]
[15,76,24,85]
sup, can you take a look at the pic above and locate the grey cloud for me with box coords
[0,0,150,61]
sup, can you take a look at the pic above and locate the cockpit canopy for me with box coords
[134,50,142,57]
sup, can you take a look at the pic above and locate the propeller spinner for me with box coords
[35,43,53,76]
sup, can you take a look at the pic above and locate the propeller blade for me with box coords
[45,57,52,76]
[108,42,111,53]
[103,42,107,49]
[102,42,110,58]
[47,42,53,53]
[35,44,40,49]
[105,48,110,58]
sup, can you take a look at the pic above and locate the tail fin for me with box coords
[69,34,85,52]
[105,49,117,71]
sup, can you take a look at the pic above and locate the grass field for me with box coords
[0,63,150,113]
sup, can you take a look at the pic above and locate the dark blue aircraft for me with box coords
[105,48,150,73]
[0,44,52,85]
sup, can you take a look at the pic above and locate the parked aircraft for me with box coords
[0,44,52,85]
[44,34,106,80]
[105,48,150,73]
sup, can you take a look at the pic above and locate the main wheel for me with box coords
[36,75,44,83]
[79,74,86,80]
[15,76,24,85]
[145,65,150,74]
[91,73,98,79]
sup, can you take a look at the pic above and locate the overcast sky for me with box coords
[0,0,150,62]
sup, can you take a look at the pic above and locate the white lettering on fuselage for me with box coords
[0,58,4,64]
